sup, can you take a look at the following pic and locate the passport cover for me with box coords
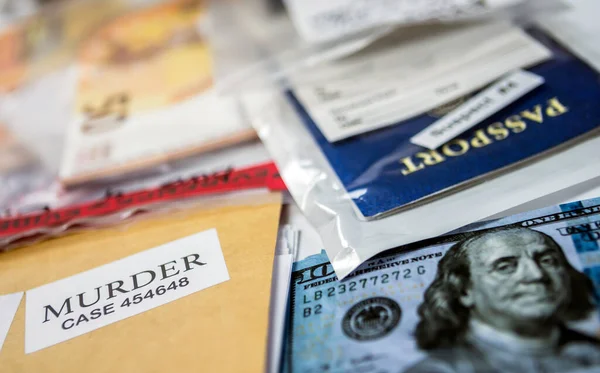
[0,194,281,373]
[288,29,600,219]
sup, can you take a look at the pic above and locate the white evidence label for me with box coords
[25,229,229,353]
[0,292,24,353]
[411,70,545,150]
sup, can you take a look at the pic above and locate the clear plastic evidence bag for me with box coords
[209,0,566,93]
[243,6,600,279]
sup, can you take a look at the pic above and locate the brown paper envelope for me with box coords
[0,194,281,373]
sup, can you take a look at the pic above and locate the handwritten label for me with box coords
[0,292,23,352]
[411,70,544,150]
[25,229,229,353]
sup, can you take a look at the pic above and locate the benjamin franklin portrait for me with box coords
[405,227,600,373]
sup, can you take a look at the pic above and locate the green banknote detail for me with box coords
[283,198,600,373]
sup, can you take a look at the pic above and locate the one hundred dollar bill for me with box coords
[283,197,600,373]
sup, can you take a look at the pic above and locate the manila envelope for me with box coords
[0,194,281,373]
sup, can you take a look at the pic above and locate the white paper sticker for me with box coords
[410,70,544,149]
[0,292,24,353]
[284,0,524,43]
[25,229,229,353]
[293,24,551,142]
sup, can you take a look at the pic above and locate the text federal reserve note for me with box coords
[283,197,600,373]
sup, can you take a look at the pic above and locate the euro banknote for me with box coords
[60,0,254,186]
[283,197,600,373]
[0,0,130,93]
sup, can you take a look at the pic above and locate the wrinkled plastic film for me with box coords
[0,190,282,252]
[209,0,566,94]
[245,87,600,280]
[0,67,275,250]
[245,92,375,278]
[0,138,279,250]
[208,0,393,94]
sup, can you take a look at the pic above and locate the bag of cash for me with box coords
[282,197,600,373]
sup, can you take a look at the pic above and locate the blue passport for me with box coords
[288,29,600,219]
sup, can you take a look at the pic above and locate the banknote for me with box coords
[0,0,129,93]
[283,197,600,373]
[0,123,35,172]
[0,123,50,209]
[60,0,255,186]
